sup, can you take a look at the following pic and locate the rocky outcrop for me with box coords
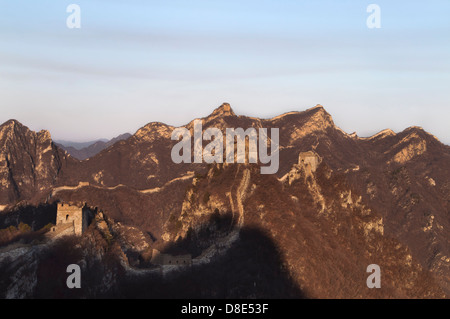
[0,120,73,205]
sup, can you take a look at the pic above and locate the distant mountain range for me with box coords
[0,103,449,298]
[55,134,132,160]
[54,139,109,150]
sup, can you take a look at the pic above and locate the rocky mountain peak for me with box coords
[284,104,335,142]
[1,119,21,127]
[305,104,332,121]
[0,119,23,134]
[37,129,52,142]
[209,102,236,119]
[0,120,53,148]
[134,122,174,142]
[0,120,31,146]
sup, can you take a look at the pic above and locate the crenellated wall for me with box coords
[48,202,93,238]
[150,249,192,266]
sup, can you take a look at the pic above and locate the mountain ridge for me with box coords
[0,103,449,297]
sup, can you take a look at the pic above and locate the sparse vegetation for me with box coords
[203,191,211,204]
[168,212,183,233]
[0,222,44,247]
[194,172,206,180]
[18,222,31,233]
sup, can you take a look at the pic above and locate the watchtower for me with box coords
[55,202,90,235]
[298,151,321,173]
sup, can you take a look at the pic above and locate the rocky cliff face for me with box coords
[0,120,71,207]
[0,103,449,298]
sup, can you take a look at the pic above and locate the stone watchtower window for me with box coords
[66,214,69,221]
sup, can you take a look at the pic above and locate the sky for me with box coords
[1,0,449,143]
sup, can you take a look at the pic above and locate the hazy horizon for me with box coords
[3,102,449,146]
[1,1,449,143]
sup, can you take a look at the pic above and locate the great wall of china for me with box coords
[44,164,253,277]
[124,167,252,277]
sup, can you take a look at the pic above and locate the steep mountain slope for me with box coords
[0,120,73,207]
[164,162,445,298]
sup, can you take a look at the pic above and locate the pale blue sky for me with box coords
[1,1,449,143]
